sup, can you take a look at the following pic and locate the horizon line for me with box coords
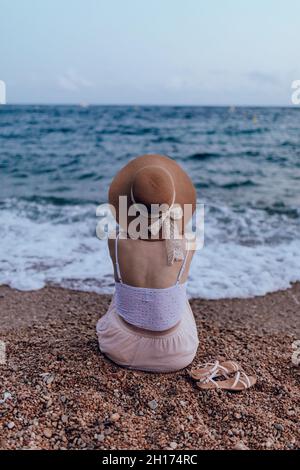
[1,103,298,108]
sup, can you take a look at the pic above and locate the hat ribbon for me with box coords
[130,186,185,265]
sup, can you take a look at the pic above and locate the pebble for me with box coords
[6,421,15,430]
[46,375,54,385]
[169,442,177,449]
[233,441,249,450]
[274,423,284,432]
[43,428,53,439]
[265,438,274,448]
[41,373,54,385]
[0,392,12,404]
[61,415,68,424]
[234,412,242,420]
[110,413,120,422]
[148,400,158,410]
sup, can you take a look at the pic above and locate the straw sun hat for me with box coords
[109,153,196,226]
[108,154,196,263]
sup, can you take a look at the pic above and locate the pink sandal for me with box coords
[190,360,240,381]
[197,370,256,391]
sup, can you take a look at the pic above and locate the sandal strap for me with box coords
[202,369,221,388]
[195,360,230,377]
[231,371,251,389]
[228,360,239,372]
[192,360,219,378]
[199,360,219,371]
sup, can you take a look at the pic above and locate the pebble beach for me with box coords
[0,283,299,450]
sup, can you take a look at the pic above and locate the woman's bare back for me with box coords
[108,236,194,289]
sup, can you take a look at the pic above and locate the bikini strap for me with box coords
[115,232,122,283]
[176,248,189,284]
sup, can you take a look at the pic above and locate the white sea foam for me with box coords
[0,199,300,299]
[188,239,300,298]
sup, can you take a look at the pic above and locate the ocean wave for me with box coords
[186,150,261,161]
[0,199,299,299]
[1,195,96,208]
[188,239,300,299]
[187,152,220,160]
[218,179,256,189]
[1,106,300,298]
[224,127,269,136]
[195,179,257,190]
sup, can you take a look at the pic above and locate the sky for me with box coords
[0,0,300,105]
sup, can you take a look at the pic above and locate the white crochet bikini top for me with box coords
[114,232,188,331]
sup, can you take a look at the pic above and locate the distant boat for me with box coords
[79,102,89,108]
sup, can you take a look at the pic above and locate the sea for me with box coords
[0,105,299,298]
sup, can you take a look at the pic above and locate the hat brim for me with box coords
[108,154,197,233]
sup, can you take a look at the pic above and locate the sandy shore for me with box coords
[0,283,299,450]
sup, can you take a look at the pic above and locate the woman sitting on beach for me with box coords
[96,154,257,389]
[96,154,199,372]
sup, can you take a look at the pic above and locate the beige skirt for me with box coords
[96,296,199,372]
